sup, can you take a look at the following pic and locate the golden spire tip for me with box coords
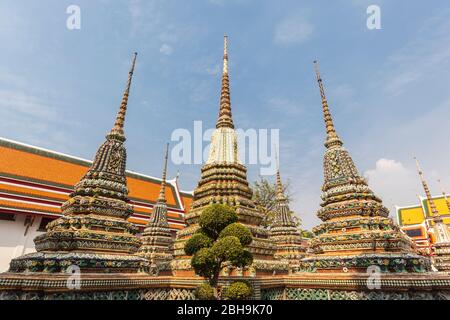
[223,35,228,74]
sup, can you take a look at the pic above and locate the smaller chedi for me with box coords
[7,53,148,274]
[299,61,430,274]
[138,143,175,275]
[269,166,307,273]
[414,158,450,272]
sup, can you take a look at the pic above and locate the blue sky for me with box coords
[1,0,450,229]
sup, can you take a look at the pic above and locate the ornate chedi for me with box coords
[415,159,450,271]
[269,166,307,273]
[299,61,430,274]
[172,36,284,276]
[7,52,148,274]
[138,143,174,274]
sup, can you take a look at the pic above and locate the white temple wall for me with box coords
[0,215,44,273]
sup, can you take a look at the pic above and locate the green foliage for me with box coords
[230,249,253,268]
[252,176,301,228]
[301,230,315,239]
[199,204,238,239]
[184,233,213,256]
[184,204,254,292]
[223,281,253,300]
[211,236,243,261]
[194,283,216,300]
[219,223,253,246]
[191,248,218,279]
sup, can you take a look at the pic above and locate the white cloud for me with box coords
[274,14,313,46]
[364,159,420,213]
[159,43,173,55]
[366,158,405,174]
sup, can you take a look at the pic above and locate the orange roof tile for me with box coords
[0,138,190,230]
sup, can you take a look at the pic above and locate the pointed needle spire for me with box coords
[216,35,234,129]
[414,157,439,217]
[109,52,138,140]
[274,146,284,199]
[313,60,342,148]
[157,143,169,202]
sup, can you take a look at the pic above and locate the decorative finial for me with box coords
[438,179,450,212]
[414,157,423,175]
[216,36,234,129]
[109,52,138,140]
[313,60,342,148]
[414,157,439,217]
[157,143,169,202]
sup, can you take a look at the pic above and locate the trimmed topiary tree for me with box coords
[223,280,253,300]
[199,204,238,239]
[195,283,216,300]
[184,233,213,256]
[184,204,253,299]
[219,223,252,246]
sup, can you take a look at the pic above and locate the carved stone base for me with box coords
[8,251,149,273]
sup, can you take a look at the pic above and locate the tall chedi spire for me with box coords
[313,61,342,149]
[109,52,137,140]
[414,158,450,271]
[138,144,175,274]
[207,36,239,164]
[216,35,234,130]
[438,179,450,213]
[172,36,283,277]
[8,52,148,274]
[269,154,306,273]
[299,61,430,274]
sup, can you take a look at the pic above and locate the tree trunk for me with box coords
[210,264,221,299]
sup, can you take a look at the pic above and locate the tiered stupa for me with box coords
[415,158,450,272]
[172,36,284,276]
[7,52,148,274]
[299,61,430,273]
[138,143,174,274]
[269,166,307,273]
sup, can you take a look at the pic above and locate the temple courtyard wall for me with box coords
[0,215,46,273]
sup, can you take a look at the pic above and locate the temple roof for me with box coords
[396,196,450,226]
